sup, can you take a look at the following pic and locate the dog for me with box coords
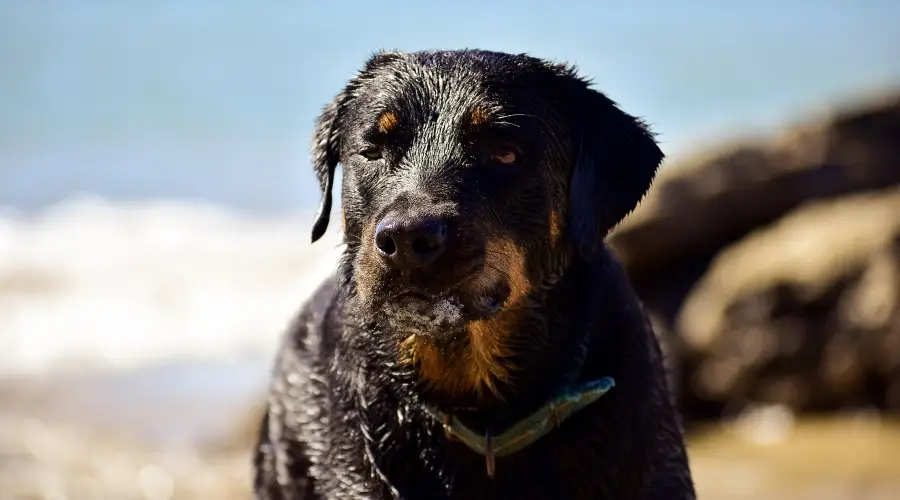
[253,49,695,499]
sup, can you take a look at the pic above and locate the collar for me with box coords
[423,376,615,478]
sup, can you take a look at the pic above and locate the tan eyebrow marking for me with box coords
[469,106,492,126]
[377,111,399,133]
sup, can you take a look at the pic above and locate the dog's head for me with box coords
[310,50,663,397]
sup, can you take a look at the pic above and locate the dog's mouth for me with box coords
[393,288,434,302]
[378,275,511,340]
[392,279,509,317]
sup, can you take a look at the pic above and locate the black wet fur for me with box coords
[253,49,696,499]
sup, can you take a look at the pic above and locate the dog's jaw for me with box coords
[354,250,512,341]
[380,295,466,341]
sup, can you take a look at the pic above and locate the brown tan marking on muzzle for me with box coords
[352,218,382,302]
[400,236,532,399]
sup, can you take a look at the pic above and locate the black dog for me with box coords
[253,49,695,499]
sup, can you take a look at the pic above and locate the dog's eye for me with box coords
[360,147,383,161]
[489,147,518,165]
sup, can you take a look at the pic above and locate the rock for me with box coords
[610,91,900,288]
[674,187,900,419]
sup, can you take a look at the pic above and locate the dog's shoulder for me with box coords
[253,275,344,500]
[267,273,342,415]
[278,275,341,353]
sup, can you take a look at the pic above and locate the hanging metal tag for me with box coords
[485,427,496,479]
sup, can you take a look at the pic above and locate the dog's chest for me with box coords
[344,407,650,500]
[442,435,640,500]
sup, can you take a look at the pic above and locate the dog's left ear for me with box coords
[563,76,664,260]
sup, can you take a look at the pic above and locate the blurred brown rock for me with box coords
[607,90,900,421]
[676,188,900,418]
[610,91,900,286]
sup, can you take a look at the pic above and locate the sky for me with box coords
[1,0,899,212]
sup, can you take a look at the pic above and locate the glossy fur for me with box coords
[253,49,695,499]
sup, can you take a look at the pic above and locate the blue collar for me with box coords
[423,376,616,478]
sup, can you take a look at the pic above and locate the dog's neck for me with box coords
[422,374,616,477]
[412,253,620,455]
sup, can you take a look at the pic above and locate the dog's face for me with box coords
[309,50,663,395]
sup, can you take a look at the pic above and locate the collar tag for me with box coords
[485,428,496,478]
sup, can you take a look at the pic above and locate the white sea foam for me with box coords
[0,195,343,378]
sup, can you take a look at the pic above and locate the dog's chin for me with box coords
[377,282,510,344]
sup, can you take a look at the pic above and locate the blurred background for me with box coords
[2,1,900,499]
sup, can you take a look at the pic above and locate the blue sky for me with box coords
[1,1,899,211]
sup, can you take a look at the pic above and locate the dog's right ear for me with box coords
[309,98,342,243]
[309,50,404,243]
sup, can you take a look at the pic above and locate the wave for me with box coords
[0,195,343,378]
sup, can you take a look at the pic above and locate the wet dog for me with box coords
[253,49,695,499]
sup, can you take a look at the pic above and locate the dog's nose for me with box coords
[374,215,448,269]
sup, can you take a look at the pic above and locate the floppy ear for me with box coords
[309,98,342,243]
[565,80,664,260]
[309,50,405,243]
